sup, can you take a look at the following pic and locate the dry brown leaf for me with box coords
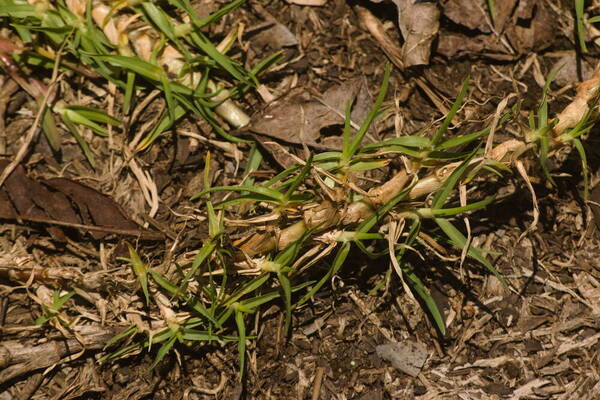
[551,52,596,87]
[443,0,491,32]
[251,22,298,50]
[505,2,556,53]
[0,159,161,240]
[43,178,140,238]
[248,78,374,149]
[371,0,440,66]
[438,0,557,59]
[442,0,517,33]
[354,5,404,69]
[376,340,429,377]
[436,32,512,60]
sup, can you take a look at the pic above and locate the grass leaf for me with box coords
[140,2,189,57]
[123,71,136,115]
[435,218,507,286]
[222,273,270,307]
[191,185,284,203]
[96,54,165,82]
[432,77,469,147]
[395,220,446,334]
[283,154,313,202]
[361,134,431,151]
[429,195,496,218]
[277,271,292,336]
[126,244,150,306]
[41,107,61,151]
[436,112,511,150]
[239,281,313,310]
[403,268,446,334]
[150,269,220,327]
[149,331,178,370]
[346,64,391,162]
[431,149,478,209]
[60,117,96,167]
[572,138,589,200]
[234,309,246,379]
[179,240,217,293]
[539,125,555,185]
[575,0,588,52]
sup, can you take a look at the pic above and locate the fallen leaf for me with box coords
[491,0,518,33]
[354,5,404,69]
[437,32,512,60]
[443,0,491,33]
[438,0,557,59]
[376,340,428,377]
[552,52,596,87]
[1,160,71,241]
[251,22,298,50]
[43,178,140,239]
[248,78,374,150]
[371,0,440,66]
[0,159,161,240]
[505,2,556,53]
[442,0,517,34]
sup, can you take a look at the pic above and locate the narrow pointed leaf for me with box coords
[149,332,178,370]
[432,77,469,147]
[435,218,507,286]
[429,196,496,217]
[431,149,477,209]
[191,185,284,202]
[127,244,150,305]
[277,271,292,336]
[235,310,246,379]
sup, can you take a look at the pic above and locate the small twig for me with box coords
[11,215,164,241]
[310,367,325,400]
[14,372,45,400]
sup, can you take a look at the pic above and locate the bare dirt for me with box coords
[2,0,600,399]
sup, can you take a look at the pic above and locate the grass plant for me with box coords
[182,64,598,368]
[0,0,266,160]
[1,0,600,381]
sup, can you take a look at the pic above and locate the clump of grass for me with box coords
[0,0,275,161]
[105,65,599,376]
[2,0,600,381]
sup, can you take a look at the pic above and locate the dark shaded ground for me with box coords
[2,0,600,399]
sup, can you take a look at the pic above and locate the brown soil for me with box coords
[1,0,600,399]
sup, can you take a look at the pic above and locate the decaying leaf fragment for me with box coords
[370,0,440,67]
[376,340,429,377]
[0,160,162,240]
[248,78,375,149]
[438,0,557,59]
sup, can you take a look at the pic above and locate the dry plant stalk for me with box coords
[0,325,119,384]
[238,68,600,258]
